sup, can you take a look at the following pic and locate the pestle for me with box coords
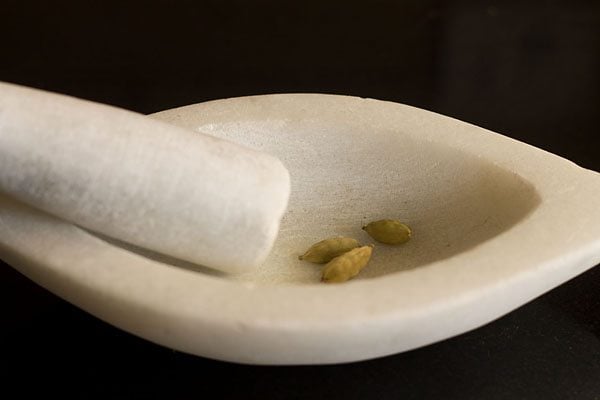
[0,82,290,274]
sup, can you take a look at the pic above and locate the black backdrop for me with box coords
[1,1,599,398]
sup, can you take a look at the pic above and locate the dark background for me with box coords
[1,0,599,398]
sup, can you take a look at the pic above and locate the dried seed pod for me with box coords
[299,237,360,264]
[363,219,411,245]
[321,245,374,283]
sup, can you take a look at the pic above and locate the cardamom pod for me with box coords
[299,237,360,264]
[362,219,411,245]
[321,245,374,283]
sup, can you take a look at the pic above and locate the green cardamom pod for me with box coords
[321,245,374,283]
[362,219,411,245]
[299,237,360,264]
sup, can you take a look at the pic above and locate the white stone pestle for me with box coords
[0,82,290,273]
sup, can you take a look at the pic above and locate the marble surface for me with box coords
[1,94,599,364]
[0,83,290,274]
